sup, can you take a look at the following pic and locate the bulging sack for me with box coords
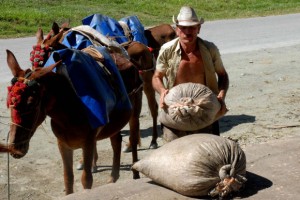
[132,134,247,197]
[159,83,221,131]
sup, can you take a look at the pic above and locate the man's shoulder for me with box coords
[161,37,179,50]
[198,38,218,50]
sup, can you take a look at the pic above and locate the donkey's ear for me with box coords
[60,21,70,30]
[31,60,62,79]
[6,49,24,77]
[52,29,64,43]
[36,27,44,44]
[52,22,60,35]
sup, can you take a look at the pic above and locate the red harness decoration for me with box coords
[30,44,52,69]
[7,80,28,124]
[148,47,154,52]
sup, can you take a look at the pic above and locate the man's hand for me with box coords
[215,96,228,120]
[159,89,169,108]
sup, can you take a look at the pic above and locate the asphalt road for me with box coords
[201,13,300,54]
[1,13,300,81]
[1,13,300,200]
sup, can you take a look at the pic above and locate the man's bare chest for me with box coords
[175,52,205,85]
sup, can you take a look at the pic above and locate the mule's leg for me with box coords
[80,136,96,190]
[92,144,98,173]
[108,133,122,183]
[76,145,98,173]
[57,140,74,195]
[96,109,131,181]
[128,90,143,179]
[141,71,159,149]
[75,129,101,173]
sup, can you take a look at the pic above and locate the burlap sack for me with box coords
[132,134,247,197]
[159,83,221,131]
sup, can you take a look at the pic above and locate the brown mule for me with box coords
[32,22,176,179]
[30,23,143,179]
[6,49,132,195]
[144,24,177,59]
[0,143,21,154]
[122,24,177,152]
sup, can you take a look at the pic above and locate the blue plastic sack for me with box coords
[61,31,93,50]
[44,47,131,128]
[82,14,128,44]
[120,15,148,45]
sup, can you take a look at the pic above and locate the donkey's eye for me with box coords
[27,96,35,105]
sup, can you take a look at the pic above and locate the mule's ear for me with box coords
[52,22,60,35]
[36,27,44,44]
[6,50,23,77]
[53,29,64,42]
[60,21,70,30]
[31,60,62,79]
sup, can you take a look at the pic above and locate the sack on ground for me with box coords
[159,83,221,131]
[132,134,247,197]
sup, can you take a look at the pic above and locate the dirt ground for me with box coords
[0,44,299,200]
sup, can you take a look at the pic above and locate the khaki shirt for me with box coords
[156,37,225,95]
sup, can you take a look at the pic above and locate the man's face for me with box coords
[176,25,200,44]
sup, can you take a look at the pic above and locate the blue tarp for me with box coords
[42,13,148,128]
[44,47,132,129]
[82,14,148,45]
[61,31,93,50]
[120,15,148,45]
[82,14,128,44]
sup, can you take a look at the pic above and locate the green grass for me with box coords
[1,0,300,38]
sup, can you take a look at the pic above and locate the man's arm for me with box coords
[152,70,169,108]
[217,69,229,101]
[215,69,229,117]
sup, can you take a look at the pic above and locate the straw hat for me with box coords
[173,6,204,26]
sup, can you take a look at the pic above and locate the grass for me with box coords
[0,0,300,38]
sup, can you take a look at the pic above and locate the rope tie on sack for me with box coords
[209,142,247,198]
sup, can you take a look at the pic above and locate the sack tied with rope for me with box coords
[132,134,247,198]
[159,83,222,131]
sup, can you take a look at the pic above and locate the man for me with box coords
[152,6,229,142]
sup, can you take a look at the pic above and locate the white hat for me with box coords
[173,6,204,26]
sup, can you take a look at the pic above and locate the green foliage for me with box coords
[0,0,299,38]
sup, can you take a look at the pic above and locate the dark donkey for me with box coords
[30,23,144,180]
[37,22,176,175]
[54,23,177,152]
[0,143,21,154]
[6,46,132,195]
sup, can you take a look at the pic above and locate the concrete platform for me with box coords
[61,135,300,200]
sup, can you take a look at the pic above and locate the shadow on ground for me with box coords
[121,114,255,139]
[220,114,256,133]
[236,171,273,199]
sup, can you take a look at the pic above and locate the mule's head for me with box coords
[144,24,177,59]
[6,49,61,158]
[30,22,67,69]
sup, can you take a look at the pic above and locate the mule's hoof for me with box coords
[122,145,132,153]
[91,166,97,173]
[149,141,158,149]
[107,175,119,183]
[133,173,140,179]
[76,163,84,170]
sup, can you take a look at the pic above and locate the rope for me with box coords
[6,130,10,200]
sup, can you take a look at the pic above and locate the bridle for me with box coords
[7,72,43,147]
